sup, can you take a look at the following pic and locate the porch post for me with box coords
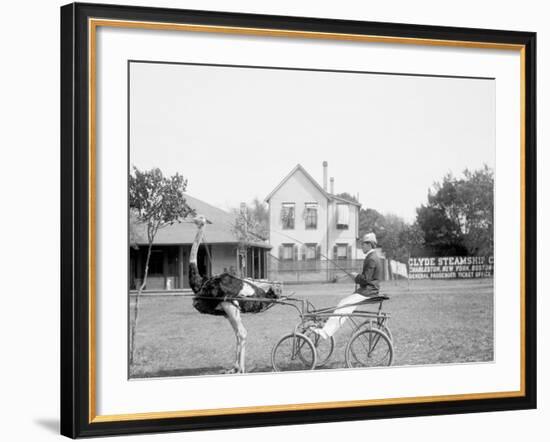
[163,250,169,289]
[178,245,184,289]
[261,249,266,279]
[251,247,256,279]
[208,245,212,277]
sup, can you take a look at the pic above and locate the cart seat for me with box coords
[357,295,389,304]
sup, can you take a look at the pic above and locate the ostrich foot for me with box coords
[220,365,243,375]
[221,364,244,374]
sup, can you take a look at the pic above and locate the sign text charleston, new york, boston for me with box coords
[408,256,494,279]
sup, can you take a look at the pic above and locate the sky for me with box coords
[129,61,495,222]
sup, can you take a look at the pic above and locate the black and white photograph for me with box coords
[128,60,495,378]
[0,0,545,439]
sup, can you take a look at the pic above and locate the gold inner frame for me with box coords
[87,18,527,424]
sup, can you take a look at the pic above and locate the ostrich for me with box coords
[188,214,279,374]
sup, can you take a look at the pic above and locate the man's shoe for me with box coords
[310,327,329,340]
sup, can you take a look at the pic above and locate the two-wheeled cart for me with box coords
[270,295,393,371]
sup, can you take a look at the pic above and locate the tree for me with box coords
[380,214,409,262]
[358,208,416,262]
[338,192,416,262]
[416,165,494,256]
[399,221,425,258]
[128,166,195,365]
[336,192,359,203]
[129,209,141,251]
[456,166,494,256]
[248,197,269,239]
[231,198,269,240]
[359,208,385,238]
[231,198,269,277]
[416,203,466,256]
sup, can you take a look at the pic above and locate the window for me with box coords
[335,243,349,260]
[336,204,349,229]
[281,243,295,261]
[305,243,318,260]
[281,203,295,229]
[304,202,318,229]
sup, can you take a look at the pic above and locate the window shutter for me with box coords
[313,208,318,228]
[301,244,306,261]
[316,244,321,260]
[278,245,283,260]
[333,245,338,259]
[293,244,298,261]
[347,245,352,260]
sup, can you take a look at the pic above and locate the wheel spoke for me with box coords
[346,329,393,368]
[272,333,317,372]
[302,328,335,367]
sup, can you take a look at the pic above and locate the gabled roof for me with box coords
[264,164,325,203]
[131,193,271,248]
[264,164,361,207]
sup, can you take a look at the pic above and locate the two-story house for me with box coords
[265,162,361,270]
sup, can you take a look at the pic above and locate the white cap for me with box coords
[362,232,377,246]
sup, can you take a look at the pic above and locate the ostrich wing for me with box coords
[193,273,278,315]
[218,273,248,297]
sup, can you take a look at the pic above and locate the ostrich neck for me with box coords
[189,225,204,265]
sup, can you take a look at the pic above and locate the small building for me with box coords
[264,162,362,282]
[130,194,271,291]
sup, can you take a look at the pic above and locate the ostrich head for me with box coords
[192,214,207,228]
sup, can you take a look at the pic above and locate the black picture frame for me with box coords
[60,2,536,438]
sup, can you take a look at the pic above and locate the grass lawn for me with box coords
[129,278,493,378]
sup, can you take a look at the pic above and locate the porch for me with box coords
[129,243,270,291]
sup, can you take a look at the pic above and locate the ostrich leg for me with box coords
[220,301,247,374]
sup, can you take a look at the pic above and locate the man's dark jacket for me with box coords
[354,250,382,296]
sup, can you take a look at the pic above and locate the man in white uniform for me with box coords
[313,233,381,339]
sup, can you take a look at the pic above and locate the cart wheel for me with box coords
[379,324,393,343]
[368,322,393,343]
[272,333,317,372]
[355,320,393,343]
[345,328,393,368]
[302,328,335,368]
